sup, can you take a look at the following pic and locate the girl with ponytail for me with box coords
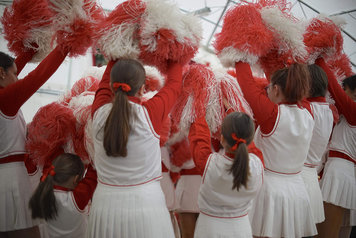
[29,153,97,238]
[234,61,316,237]
[188,112,264,238]
[89,59,183,238]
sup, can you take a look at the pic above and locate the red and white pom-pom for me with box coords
[138,0,202,73]
[26,102,77,166]
[61,76,99,103]
[144,65,165,93]
[214,3,274,67]
[260,7,307,61]
[82,65,107,81]
[171,63,215,135]
[327,53,354,81]
[95,0,146,60]
[1,0,53,62]
[303,15,345,64]
[49,0,104,57]
[258,45,293,78]
[168,137,194,173]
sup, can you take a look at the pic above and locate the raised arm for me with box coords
[0,45,68,117]
[72,164,97,211]
[235,62,278,134]
[143,62,183,134]
[91,61,115,117]
[14,49,37,75]
[316,58,356,125]
[188,117,213,175]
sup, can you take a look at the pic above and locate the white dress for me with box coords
[88,102,174,238]
[249,104,317,238]
[194,153,264,238]
[301,100,333,224]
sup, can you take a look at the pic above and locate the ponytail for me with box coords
[271,63,310,102]
[221,112,255,191]
[104,92,131,157]
[29,173,57,220]
[103,59,146,157]
[229,142,250,191]
[29,153,84,221]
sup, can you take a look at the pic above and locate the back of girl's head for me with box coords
[29,153,84,221]
[308,64,328,98]
[221,112,255,191]
[271,63,310,102]
[0,52,14,71]
[104,59,146,157]
[342,74,356,91]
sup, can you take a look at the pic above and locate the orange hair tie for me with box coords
[230,133,246,151]
[112,82,131,93]
[40,165,56,182]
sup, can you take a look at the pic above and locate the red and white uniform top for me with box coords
[0,47,68,164]
[47,165,97,238]
[91,61,182,186]
[304,98,334,167]
[316,59,356,164]
[189,117,264,218]
[235,62,314,174]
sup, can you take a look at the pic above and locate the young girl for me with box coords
[88,59,182,238]
[188,112,264,237]
[0,45,72,238]
[29,153,97,238]
[301,64,334,225]
[316,60,356,238]
[234,62,317,237]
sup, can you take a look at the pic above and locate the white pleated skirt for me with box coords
[0,162,39,231]
[320,157,356,209]
[175,175,201,213]
[301,166,325,223]
[87,180,174,238]
[249,170,317,238]
[194,212,252,238]
[160,172,177,211]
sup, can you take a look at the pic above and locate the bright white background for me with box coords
[0,0,355,122]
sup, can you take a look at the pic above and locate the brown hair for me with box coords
[271,63,310,102]
[221,112,255,191]
[308,64,328,98]
[0,51,14,71]
[29,153,84,221]
[103,59,146,157]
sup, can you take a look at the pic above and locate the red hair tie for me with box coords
[112,82,131,92]
[230,133,246,151]
[40,165,56,182]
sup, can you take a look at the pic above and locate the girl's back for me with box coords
[93,102,161,186]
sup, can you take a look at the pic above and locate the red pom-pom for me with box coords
[26,103,77,166]
[327,53,354,80]
[169,139,192,168]
[303,16,344,63]
[50,0,104,57]
[214,3,274,66]
[1,0,53,61]
[62,76,99,103]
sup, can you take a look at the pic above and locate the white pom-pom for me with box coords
[217,46,259,68]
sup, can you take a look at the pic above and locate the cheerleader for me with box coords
[0,45,73,237]
[88,59,182,238]
[188,112,264,238]
[234,62,317,237]
[301,64,334,224]
[29,153,97,238]
[316,59,356,238]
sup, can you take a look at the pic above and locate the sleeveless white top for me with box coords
[198,153,264,217]
[47,189,88,238]
[92,102,161,186]
[254,104,314,174]
[304,102,333,166]
[0,109,26,159]
[329,116,356,161]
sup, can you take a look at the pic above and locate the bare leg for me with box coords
[178,213,199,238]
[7,226,40,238]
[170,211,181,238]
[338,226,352,238]
[316,202,346,238]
